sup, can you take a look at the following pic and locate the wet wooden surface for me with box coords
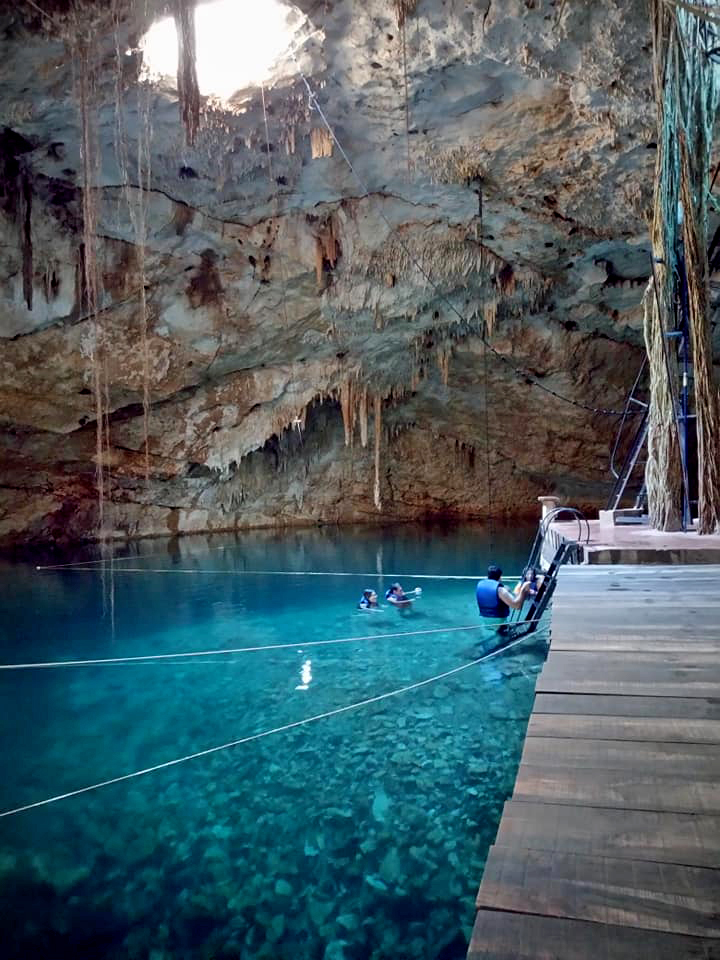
[469,565,720,960]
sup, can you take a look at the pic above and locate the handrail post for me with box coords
[537,495,561,520]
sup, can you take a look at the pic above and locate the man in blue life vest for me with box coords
[476,565,531,619]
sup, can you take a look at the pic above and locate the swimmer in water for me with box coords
[358,588,379,610]
[384,583,422,607]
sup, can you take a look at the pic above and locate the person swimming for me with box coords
[358,588,379,610]
[384,582,422,607]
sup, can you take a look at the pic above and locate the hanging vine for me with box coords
[647,0,720,532]
[73,30,109,538]
[113,0,153,486]
[174,0,200,146]
[393,0,418,28]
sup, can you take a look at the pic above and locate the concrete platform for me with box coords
[549,519,720,564]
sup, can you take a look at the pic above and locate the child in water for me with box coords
[358,589,379,610]
[514,566,543,600]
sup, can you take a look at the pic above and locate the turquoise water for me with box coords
[0,522,548,960]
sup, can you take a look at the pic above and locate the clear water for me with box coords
[0,521,548,960]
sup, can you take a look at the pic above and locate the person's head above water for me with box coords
[363,589,373,599]
[390,582,403,593]
[487,565,502,581]
[523,566,537,583]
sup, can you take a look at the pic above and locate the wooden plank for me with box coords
[468,910,720,960]
[553,597,720,608]
[528,713,720,744]
[512,765,720,814]
[550,616,720,637]
[495,800,720,867]
[519,737,720,776]
[543,651,720,667]
[552,587,720,597]
[548,633,720,654]
[470,566,720,960]
[477,845,720,937]
[536,652,720,698]
[532,694,720,720]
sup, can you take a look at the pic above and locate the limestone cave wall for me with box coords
[0,0,658,545]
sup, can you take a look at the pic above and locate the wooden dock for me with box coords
[469,564,720,959]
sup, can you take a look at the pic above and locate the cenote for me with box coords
[0,521,549,960]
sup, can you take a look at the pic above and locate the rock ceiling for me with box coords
[0,0,670,544]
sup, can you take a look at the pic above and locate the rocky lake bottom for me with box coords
[0,523,548,960]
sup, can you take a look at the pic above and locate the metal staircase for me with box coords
[606,358,649,514]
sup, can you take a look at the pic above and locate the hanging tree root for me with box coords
[174,0,200,146]
[680,134,720,533]
[646,0,720,532]
[643,279,683,530]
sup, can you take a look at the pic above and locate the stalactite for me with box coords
[363,230,541,307]
[483,297,497,335]
[358,388,368,447]
[340,381,355,446]
[313,214,341,292]
[497,262,515,296]
[284,125,296,155]
[314,240,324,290]
[437,347,451,386]
[174,0,200,146]
[373,394,382,511]
[310,127,333,158]
[20,172,32,310]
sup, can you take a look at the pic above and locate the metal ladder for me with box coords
[606,408,649,512]
[499,507,589,642]
[606,358,649,513]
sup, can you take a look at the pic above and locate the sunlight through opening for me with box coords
[141,0,298,101]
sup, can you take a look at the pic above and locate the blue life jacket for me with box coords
[476,578,509,619]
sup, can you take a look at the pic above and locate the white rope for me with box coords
[0,631,533,819]
[0,621,541,670]
[34,543,235,570]
[35,567,521,581]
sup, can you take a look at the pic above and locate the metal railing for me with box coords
[502,506,588,636]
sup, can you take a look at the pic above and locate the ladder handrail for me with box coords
[507,508,586,626]
[606,410,650,511]
[502,542,568,637]
[525,505,583,574]
[610,356,648,480]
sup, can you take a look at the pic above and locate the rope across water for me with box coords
[0,618,544,671]
[0,630,537,819]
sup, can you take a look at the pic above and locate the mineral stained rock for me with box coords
[0,0,658,545]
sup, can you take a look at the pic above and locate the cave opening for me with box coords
[140,0,301,100]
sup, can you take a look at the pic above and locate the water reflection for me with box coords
[295,657,313,691]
